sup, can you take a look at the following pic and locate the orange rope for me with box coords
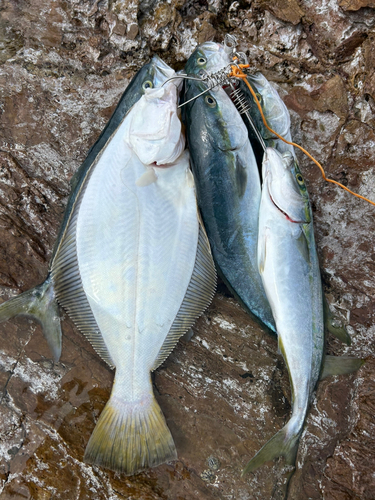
[229,64,375,208]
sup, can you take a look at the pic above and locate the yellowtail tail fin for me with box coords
[84,394,177,474]
[242,424,300,476]
[0,276,61,361]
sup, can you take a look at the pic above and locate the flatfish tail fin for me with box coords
[84,394,177,474]
[242,423,301,476]
[0,276,61,361]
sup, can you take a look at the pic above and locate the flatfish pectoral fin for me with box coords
[152,224,216,370]
[0,276,62,362]
[135,168,158,187]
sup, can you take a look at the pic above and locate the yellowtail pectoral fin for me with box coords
[320,355,364,380]
[258,231,267,274]
[0,276,62,361]
[84,393,177,475]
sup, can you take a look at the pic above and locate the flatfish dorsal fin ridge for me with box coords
[152,224,216,370]
[50,186,114,368]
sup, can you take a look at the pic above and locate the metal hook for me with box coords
[161,74,204,87]
[224,34,238,54]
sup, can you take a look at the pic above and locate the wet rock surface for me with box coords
[0,0,375,499]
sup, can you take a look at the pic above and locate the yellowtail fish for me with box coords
[243,147,362,476]
[182,42,276,333]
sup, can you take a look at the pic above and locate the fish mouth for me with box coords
[151,55,176,85]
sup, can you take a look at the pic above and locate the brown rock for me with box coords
[339,0,375,10]
[284,75,348,121]
[334,31,368,62]
[363,34,375,100]
[0,0,375,499]
[127,23,139,40]
[259,0,305,25]
[300,0,369,65]
[198,18,218,44]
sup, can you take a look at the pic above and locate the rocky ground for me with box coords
[0,0,375,499]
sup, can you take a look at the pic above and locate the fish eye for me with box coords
[255,92,262,104]
[197,57,206,65]
[142,80,153,90]
[296,173,305,186]
[205,95,216,107]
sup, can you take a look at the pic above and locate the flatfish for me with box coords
[0,60,216,474]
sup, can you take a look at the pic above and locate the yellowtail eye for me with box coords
[205,95,216,107]
[255,92,262,104]
[296,173,305,185]
[142,80,153,90]
[197,57,206,65]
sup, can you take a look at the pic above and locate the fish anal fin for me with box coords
[320,355,364,380]
[0,277,62,361]
[84,393,177,474]
[50,180,114,368]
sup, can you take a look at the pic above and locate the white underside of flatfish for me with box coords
[0,70,216,475]
[71,83,216,474]
[76,138,198,400]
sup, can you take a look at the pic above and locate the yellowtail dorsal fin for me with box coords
[152,224,216,370]
[84,393,176,474]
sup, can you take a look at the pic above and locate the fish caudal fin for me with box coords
[242,424,300,476]
[0,276,62,361]
[84,394,177,474]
